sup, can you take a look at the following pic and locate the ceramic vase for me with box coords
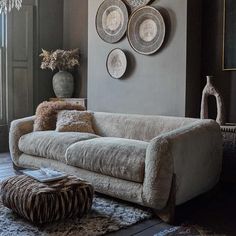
[52,71,74,98]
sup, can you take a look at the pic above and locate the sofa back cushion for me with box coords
[92,112,198,141]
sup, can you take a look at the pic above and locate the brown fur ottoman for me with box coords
[1,175,93,224]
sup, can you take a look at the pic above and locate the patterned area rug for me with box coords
[154,225,207,236]
[0,194,152,236]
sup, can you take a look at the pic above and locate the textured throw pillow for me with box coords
[34,101,85,131]
[56,110,95,133]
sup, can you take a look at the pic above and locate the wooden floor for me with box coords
[0,153,17,178]
[1,153,236,235]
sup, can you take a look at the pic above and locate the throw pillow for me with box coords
[34,101,85,131]
[56,110,95,133]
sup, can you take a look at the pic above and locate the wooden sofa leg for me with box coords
[154,174,176,224]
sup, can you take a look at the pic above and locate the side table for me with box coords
[220,124,236,182]
[50,98,87,109]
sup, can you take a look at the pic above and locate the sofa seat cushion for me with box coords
[66,137,148,183]
[19,131,99,162]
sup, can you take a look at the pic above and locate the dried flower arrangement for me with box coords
[40,49,79,71]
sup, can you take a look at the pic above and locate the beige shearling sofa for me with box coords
[9,112,222,222]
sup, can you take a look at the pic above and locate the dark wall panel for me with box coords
[202,0,236,123]
[63,0,88,98]
[186,0,202,118]
[36,0,64,106]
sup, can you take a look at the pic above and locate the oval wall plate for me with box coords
[96,0,129,44]
[127,6,166,55]
[123,0,153,11]
[106,48,127,79]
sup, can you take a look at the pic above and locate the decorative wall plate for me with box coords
[127,6,166,55]
[96,0,129,44]
[106,48,127,79]
[123,0,153,11]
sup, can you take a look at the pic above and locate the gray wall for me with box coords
[59,0,236,122]
[202,0,236,123]
[35,0,64,107]
[87,0,201,117]
[63,0,88,98]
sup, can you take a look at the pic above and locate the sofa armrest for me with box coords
[9,116,35,165]
[142,120,222,210]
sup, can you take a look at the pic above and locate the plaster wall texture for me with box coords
[87,0,201,117]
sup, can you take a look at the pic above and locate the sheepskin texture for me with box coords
[56,110,95,133]
[66,137,148,183]
[19,131,99,162]
[144,120,222,207]
[167,120,222,205]
[92,112,197,141]
[9,116,35,165]
[18,154,144,207]
[34,101,85,131]
[9,112,223,210]
[143,136,174,209]
[0,193,152,236]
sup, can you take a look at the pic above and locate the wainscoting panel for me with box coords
[12,9,29,62]
[12,68,29,119]
[0,47,4,122]
[7,5,34,122]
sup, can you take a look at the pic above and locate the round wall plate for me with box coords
[127,6,166,55]
[123,0,153,11]
[96,0,129,44]
[106,48,127,79]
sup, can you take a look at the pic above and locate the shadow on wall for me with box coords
[123,3,174,79]
[122,50,136,79]
[152,5,176,53]
[202,0,236,123]
[70,67,84,98]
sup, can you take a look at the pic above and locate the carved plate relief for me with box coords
[127,6,166,55]
[123,0,153,11]
[106,48,127,79]
[96,0,129,43]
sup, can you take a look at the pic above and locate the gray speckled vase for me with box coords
[53,71,74,98]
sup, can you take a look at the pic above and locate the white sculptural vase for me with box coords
[200,76,225,125]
